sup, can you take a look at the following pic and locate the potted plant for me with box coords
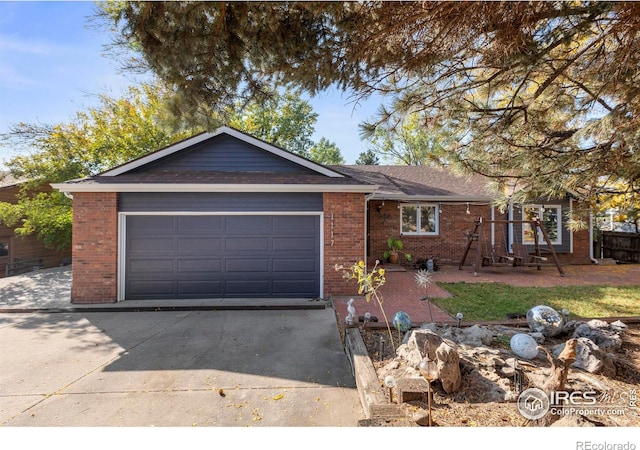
[383,237,412,264]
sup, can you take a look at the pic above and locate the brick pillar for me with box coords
[71,192,118,303]
[323,192,366,297]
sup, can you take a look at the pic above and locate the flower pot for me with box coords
[389,253,399,264]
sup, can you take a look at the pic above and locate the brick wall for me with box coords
[71,192,118,303]
[368,200,594,267]
[368,200,499,266]
[555,228,592,265]
[323,192,366,297]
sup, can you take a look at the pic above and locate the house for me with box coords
[335,165,593,268]
[51,127,593,304]
[0,172,72,277]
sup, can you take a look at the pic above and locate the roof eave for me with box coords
[369,194,495,202]
[50,183,378,194]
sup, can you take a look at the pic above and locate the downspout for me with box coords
[589,209,599,264]
[490,205,495,249]
[365,193,375,269]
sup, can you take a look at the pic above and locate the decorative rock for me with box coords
[528,332,545,344]
[401,329,444,364]
[610,320,628,332]
[441,324,493,347]
[435,341,462,394]
[510,333,540,360]
[573,320,623,350]
[553,337,617,377]
[419,322,439,332]
[396,329,442,369]
[464,324,494,346]
[526,305,565,337]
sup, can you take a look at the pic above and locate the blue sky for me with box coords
[0,1,381,168]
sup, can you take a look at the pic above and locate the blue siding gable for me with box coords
[134,134,315,174]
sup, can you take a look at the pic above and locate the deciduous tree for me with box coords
[0,84,193,249]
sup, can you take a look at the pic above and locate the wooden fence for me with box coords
[601,231,640,263]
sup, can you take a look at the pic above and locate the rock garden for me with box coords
[349,308,640,427]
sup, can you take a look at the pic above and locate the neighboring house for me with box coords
[0,172,72,277]
[51,127,593,304]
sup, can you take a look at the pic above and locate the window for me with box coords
[401,204,438,235]
[522,205,561,245]
[0,242,8,257]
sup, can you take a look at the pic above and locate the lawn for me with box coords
[431,282,640,322]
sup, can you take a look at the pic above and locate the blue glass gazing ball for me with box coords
[392,311,412,332]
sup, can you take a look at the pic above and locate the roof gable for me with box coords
[102,126,344,178]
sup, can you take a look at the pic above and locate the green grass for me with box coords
[432,282,640,322]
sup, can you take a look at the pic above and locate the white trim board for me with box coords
[52,183,377,194]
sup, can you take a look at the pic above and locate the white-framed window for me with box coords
[400,203,439,235]
[522,204,561,245]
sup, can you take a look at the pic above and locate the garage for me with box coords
[124,214,321,299]
[52,127,373,304]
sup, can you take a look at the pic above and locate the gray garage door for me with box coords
[125,215,320,299]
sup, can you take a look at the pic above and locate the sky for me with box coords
[0,1,382,169]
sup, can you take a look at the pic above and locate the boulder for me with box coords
[610,320,628,332]
[398,329,445,366]
[573,320,623,350]
[553,337,617,377]
[441,324,493,346]
[436,341,462,394]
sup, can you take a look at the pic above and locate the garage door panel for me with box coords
[128,216,177,235]
[225,280,270,295]
[178,281,223,296]
[273,237,317,252]
[273,259,316,272]
[224,237,269,252]
[178,259,222,273]
[225,259,269,273]
[225,216,269,234]
[125,214,319,299]
[128,280,176,297]
[273,280,318,295]
[272,215,317,233]
[178,216,223,234]
[177,237,222,254]
[129,259,174,274]
[128,238,175,254]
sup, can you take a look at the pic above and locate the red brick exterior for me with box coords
[368,200,498,266]
[556,228,592,265]
[71,192,118,303]
[367,200,592,267]
[66,192,592,304]
[323,192,366,297]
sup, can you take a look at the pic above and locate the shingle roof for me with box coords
[64,171,370,186]
[331,165,496,200]
[0,171,24,189]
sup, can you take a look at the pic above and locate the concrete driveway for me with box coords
[0,268,364,426]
